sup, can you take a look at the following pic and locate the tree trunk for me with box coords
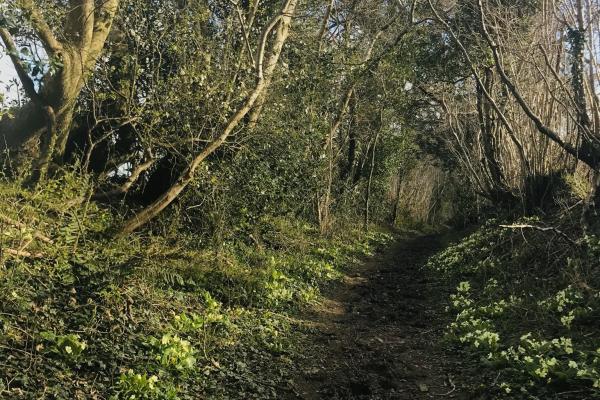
[342,91,357,180]
[319,86,354,234]
[389,171,402,224]
[317,0,335,52]
[0,0,119,179]
[364,127,381,230]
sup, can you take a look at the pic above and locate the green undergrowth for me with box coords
[0,174,393,399]
[428,218,600,399]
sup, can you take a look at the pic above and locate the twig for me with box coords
[3,248,44,258]
[556,389,589,396]
[0,215,53,244]
[433,373,456,396]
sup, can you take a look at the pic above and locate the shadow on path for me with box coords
[289,234,475,399]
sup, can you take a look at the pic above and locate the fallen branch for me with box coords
[499,224,578,245]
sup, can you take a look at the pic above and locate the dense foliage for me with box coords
[1,0,599,398]
[0,174,392,398]
[429,219,600,398]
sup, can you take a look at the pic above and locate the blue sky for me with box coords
[0,54,19,102]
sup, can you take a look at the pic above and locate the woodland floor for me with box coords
[286,234,484,400]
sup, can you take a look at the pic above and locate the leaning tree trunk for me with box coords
[120,0,299,234]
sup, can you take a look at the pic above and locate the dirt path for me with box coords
[289,235,474,400]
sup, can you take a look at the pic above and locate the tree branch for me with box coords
[66,0,95,49]
[428,0,531,177]
[17,0,63,54]
[476,0,598,170]
[89,0,119,57]
[0,28,44,105]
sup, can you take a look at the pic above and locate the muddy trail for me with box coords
[288,234,480,400]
